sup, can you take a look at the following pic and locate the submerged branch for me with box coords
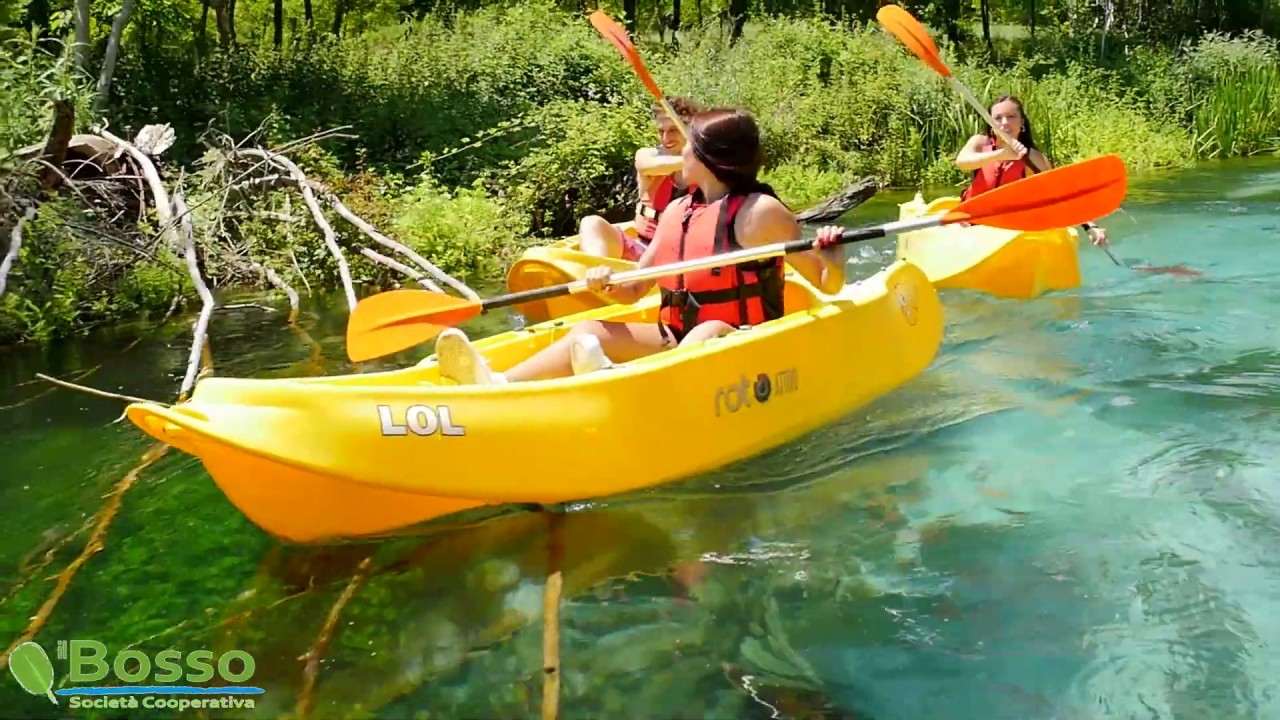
[296,555,375,719]
[0,444,168,673]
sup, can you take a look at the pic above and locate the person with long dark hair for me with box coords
[955,95,1109,246]
[433,107,847,385]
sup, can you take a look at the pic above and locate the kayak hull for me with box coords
[895,194,1081,299]
[126,260,943,544]
[504,222,646,323]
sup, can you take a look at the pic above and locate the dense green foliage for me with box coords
[1,0,1278,345]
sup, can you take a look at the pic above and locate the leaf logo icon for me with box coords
[7,641,58,704]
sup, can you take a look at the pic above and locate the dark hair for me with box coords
[688,107,771,195]
[987,95,1037,150]
[652,95,702,124]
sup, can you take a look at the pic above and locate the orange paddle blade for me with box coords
[943,154,1128,231]
[589,11,665,102]
[346,290,482,362]
[876,5,952,78]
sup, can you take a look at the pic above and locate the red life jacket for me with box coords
[650,187,785,341]
[635,173,689,241]
[961,136,1028,200]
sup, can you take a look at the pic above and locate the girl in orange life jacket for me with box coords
[955,95,1109,247]
[433,107,847,386]
[578,96,702,262]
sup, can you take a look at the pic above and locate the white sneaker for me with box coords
[569,334,614,376]
[435,329,507,385]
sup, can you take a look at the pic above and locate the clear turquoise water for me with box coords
[1,156,1278,718]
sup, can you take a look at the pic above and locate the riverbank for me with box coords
[2,0,1278,346]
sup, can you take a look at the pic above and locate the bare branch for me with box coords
[94,125,183,252]
[234,148,358,311]
[0,205,36,300]
[243,259,301,322]
[227,165,477,300]
[34,373,156,405]
[359,247,443,292]
[174,192,215,402]
[308,182,478,301]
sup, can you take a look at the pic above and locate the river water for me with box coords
[2,156,1279,719]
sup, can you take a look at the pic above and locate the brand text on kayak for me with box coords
[378,404,466,436]
[715,368,798,417]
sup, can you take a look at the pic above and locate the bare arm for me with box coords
[737,195,845,295]
[1026,148,1051,173]
[955,134,1006,171]
[635,147,685,177]
[594,232,663,304]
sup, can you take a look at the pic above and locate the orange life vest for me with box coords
[650,188,785,341]
[635,172,689,241]
[961,136,1028,200]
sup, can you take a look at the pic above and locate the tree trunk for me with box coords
[304,0,313,27]
[728,0,748,41]
[980,0,993,54]
[1100,0,1114,57]
[39,100,75,193]
[623,0,636,34]
[331,0,346,36]
[73,0,90,70]
[273,0,283,48]
[671,0,681,40]
[198,0,210,54]
[93,0,137,113]
[214,0,233,46]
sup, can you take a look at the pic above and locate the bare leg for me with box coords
[675,320,737,346]
[435,320,674,386]
[578,215,626,259]
[504,319,671,382]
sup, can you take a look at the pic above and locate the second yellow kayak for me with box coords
[895,193,1081,299]
[504,222,646,323]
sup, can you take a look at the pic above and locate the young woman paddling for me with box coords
[955,95,1110,247]
[578,96,703,261]
[435,107,847,385]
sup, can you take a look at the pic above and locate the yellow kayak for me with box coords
[895,193,1081,299]
[504,222,645,323]
[125,260,943,543]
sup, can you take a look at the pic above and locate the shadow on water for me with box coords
[3,156,1280,718]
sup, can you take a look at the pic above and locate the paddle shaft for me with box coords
[481,215,943,313]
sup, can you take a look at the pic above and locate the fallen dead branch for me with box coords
[244,259,301,322]
[225,162,477,301]
[94,125,183,251]
[0,205,36,300]
[34,372,156,405]
[233,148,358,311]
[360,248,443,292]
[174,191,215,402]
[306,182,478,300]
